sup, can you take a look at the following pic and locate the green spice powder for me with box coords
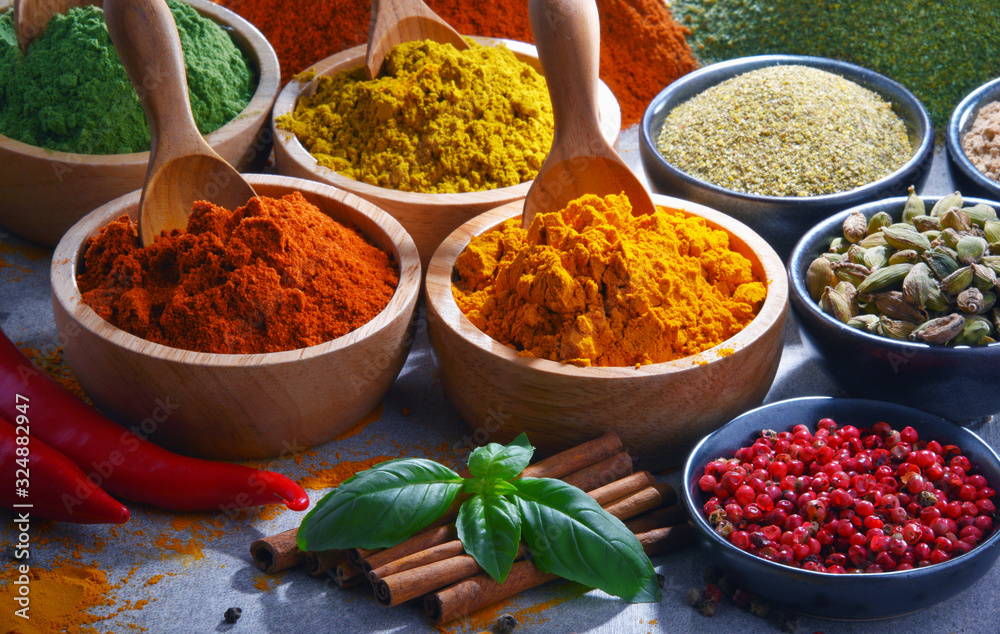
[0,1,256,155]
[656,65,912,198]
[670,0,1000,131]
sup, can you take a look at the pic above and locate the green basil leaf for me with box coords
[456,494,521,583]
[467,433,534,481]
[513,477,661,602]
[297,458,463,551]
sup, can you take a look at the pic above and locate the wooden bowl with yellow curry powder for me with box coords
[271,37,621,271]
[0,0,279,247]
[425,193,789,471]
[50,175,421,461]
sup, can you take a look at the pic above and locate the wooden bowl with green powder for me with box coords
[271,37,622,271]
[0,0,279,247]
[424,193,789,471]
[50,174,422,461]
[639,55,935,260]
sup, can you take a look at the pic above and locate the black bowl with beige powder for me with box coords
[640,55,934,260]
[947,75,1000,202]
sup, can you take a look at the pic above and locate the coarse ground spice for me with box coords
[962,100,1000,183]
[277,39,554,193]
[657,65,912,197]
[215,0,696,127]
[0,1,255,154]
[77,192,399,354]
[670,0,1000,130]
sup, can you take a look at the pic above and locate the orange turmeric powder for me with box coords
[451,193,766,367]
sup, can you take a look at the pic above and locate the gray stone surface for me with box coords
[1,133,997,633]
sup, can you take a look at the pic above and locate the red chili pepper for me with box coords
[1,417,130,524]
[0,330,309,513]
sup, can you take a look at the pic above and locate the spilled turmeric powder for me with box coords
[276,39,553,193]
[452,193,767,367]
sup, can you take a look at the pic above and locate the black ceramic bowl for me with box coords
[946,76,1000,201]
[787,194,1000,423]
[640,55,935,260]
[682,396,1000,621]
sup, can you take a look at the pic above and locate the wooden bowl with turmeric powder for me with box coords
[424,193,789,471]
[49,174,422,461]
[271,37,622,272]
[0,0,279,248]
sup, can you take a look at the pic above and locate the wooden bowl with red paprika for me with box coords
[50,174,422,461]
[270,37,622,272]
[0,0,279,248]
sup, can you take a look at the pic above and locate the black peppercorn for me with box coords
[224,607,242,624]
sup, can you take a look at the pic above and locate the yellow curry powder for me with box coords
[452,193,767,367]
[276,39,554,193]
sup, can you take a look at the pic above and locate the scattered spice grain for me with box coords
[656,65,911,197]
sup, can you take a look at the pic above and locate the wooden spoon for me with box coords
[104,0,256,246]
[13,0,100,53]
[522,0,655,228]
[364,0,468,79]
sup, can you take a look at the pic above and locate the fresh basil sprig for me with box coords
[297,434,661,602]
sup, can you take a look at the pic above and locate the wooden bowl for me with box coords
[425,194,789,470]
[272,37,622,271]
[50,174,421,460]
[0,0,280,247]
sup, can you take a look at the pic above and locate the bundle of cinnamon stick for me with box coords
[249,431,693,624]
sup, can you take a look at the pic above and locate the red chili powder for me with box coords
[77,192,399,354]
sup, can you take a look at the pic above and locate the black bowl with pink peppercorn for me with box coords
[681,396,1000,620]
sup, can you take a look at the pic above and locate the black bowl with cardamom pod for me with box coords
[683,396,1000,621]
[788,193,1000,423]
[640,55,935,261]
[946,76,1000,202]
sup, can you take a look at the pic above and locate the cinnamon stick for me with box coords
[603,482,675,519]
[357,432,626,574]
[624,504,688,534]
[305,549,349,577]
[250,528,304,573]
[367,469,656,583]
[333,560,365,589]
[424,523,694,625]
[561,451,633,490]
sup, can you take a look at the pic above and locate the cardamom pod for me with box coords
[911,215,941,233]
[972,262,998,292]
[925,284,951,312]
[930,191,963,217]
[828,237,847,254]
[940,266,974,296]
[863,245,889,271]
[855,262,913,296]
[964,203,998,227]
[843,211,868,244]
[901,262,935,310]
[822,286,855,323]
[836,281,859,313]
[939,228,961,250]
[909,313,966,345]
[956,235,988,264]
[867,211,893,236]
[888,249,918,266]
[879,316,917,341]
[903,185,927,223]
[984,220,1000,245]
[832,261,871,287]
[939,207,973,233]
[883,225,931,252]
[981,255,1000,275]
[858,233,890,249]
[920,247,960,280]
[958,287,985,313]
[847,244,868,265]
[982,291,997,314]
[873,291,927,323]
[848,314,881,333]
[806,257,837,302]
[951,316,992,346]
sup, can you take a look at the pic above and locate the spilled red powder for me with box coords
[297,456,396,490]
[333,402,383,440]
[77,192,399,354]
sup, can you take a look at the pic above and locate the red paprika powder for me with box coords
[215,0,697,127]
[78,192,399,354]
